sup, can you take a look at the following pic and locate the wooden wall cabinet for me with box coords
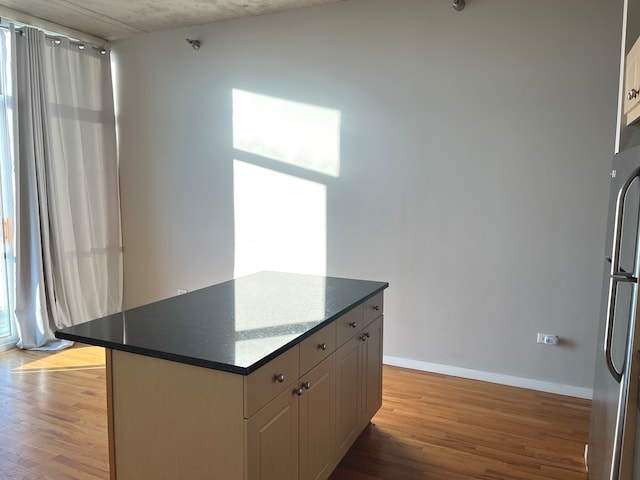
[624,36,640,126]
[616,0,640,150]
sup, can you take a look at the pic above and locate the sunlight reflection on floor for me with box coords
[13,345,105,372]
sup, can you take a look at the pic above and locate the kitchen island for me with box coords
[55,271,388,480]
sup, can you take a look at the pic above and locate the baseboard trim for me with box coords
[383,355,593,399]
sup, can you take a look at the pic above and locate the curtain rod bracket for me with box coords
[186,39,200,50]
[453,0,465,11]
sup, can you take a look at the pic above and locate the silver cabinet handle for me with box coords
[349,321,357,329]
[318,343,327,351]
[302,381,311,390]
[628,88,639,100]
[275,374,285,383]
[373,305,380,311]
[294,387,303,396]
[360,335,367,342]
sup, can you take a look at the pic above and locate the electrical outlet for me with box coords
[177,289,188,295]
[537,333,559,345]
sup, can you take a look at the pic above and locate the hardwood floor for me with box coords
[0,345,109,479]
[330,367,590,480]
[0,345,590,479]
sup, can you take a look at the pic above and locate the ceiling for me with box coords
[0,0,346,41]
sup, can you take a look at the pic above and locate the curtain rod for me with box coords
[0,23,108,54]
[0,5,107,47]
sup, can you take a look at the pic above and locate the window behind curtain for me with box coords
[0,26,17,351]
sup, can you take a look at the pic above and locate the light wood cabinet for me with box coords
[616,0,640,150]
[335,295,384,462]
[247,354,336,480]
[244,346,300,418]
[362,292,384,327]
[335,334,362,460]
[108,349,246,480]
[360,316,383,429]
[246,385,300,480]
[299,355,336,480]
[107,294,384,480]
[624,36,640,126]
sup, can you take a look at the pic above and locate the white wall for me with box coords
[113,0,622,391]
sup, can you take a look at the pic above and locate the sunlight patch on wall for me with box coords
[233,160,327,278]
[232,89,341,177]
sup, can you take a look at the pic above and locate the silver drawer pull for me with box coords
[349,321,357,328]
[373,305,380,311]
[319,342,328,351]
[360,335,367,342]
[274,374,285,383]
[294,387,303,396]
[302,381,311,390]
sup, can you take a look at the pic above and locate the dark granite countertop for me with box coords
[55,271,388,375]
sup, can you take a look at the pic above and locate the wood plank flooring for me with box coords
[0,345,109,479]
[0,345,590,479]
[330,366,590,480]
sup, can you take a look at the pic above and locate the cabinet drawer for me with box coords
[244,346,300,418]
[300,322,336,375]
[362,292,383,325]
[336,306,363,347]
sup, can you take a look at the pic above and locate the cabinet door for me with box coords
[626,39,640,125]
[246,387,299,480]
[360,315,383,428]
[334,335,361,460]
[299,355,336,480]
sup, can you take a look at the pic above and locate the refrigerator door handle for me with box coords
[604,169,640,383]
[605,274,625,382]
[612,272,638,283]
[604,257,638,283]
[606,258,637,282]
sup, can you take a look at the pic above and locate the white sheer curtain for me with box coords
[13,26,122,350]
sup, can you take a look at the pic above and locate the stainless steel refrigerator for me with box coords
[590,144,640,479]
